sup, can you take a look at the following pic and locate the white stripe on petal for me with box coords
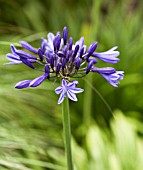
[107,46,118,52]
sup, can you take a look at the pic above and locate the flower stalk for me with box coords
[62,96,74,170]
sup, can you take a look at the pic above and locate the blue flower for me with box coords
[5,26,124,104]
[15,65,50,88]
[55,79,84,104]
[6,45,37,68]
[92,46,120,63]
[91,67,124,87]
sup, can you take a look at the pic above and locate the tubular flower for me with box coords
[5,27,124,104]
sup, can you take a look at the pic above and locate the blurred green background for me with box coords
[0,0,143,169]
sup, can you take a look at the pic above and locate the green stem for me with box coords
[62,97,74,170]
[83,74,93,127]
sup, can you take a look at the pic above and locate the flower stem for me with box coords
[83,75,93,127]
[62,97,74,170]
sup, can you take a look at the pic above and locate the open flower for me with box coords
[91,67,124,87]
[55,79,84,104]
[5,26,124,104]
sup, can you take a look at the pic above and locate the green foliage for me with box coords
[73,111,143,170]
[0,0,143,169]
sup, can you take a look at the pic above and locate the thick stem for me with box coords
[62,97,74,170]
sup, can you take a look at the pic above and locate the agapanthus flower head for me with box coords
[5,26,124,104]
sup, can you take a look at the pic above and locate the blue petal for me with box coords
[56,63,61,73]
[20,57,35,69]
[72,80,78,86]
[38,48,44,61]
[91,67,116,74]
[30,73,48,87]
[58,91,66,104]
[6,53,20,61]
[62,79,67,87]
[74,57,81,69]
[47,33,55,42]
[67,90,77,101]
[62,27,68,45]
[61,58,67,69]
[55,86,63,94]
[67,82,76,89]
[116,71,124,79]
[45,65,50,74]
[73,44,79,57]
[100,71,124,87]
[86,61,94,74]
[69,87,84,94]
[10,45,17,54]
[92,46,120,64]
[101,73,118,87]
[20,41,38,54]
[15,50,37,60]
[53,33,61,51]
[41,38,48,52]
[15,80,32,89]
[87,42,98,55]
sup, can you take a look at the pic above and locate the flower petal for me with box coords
[63,27,68,45]
[100,71,124,87]
[15,50,37,60]
[58,91,66,104]
[72,80,78,86]
[47,33,55,42]
[5,53,22,65]
[20,57,35,69]
[92,46,120,64]
[62,79,67,87]
[10,45,17,54]
[29,73,48,87]
[38,48,44,61]
[20,41,38,54]
[15,80,32,89]
[45,65,50,74]
[87,42,98,55]
[91,67,116,74]
[55,86,63,94]
[67,82,76,89]
[6,53,20,61]
[69,87,84,94]
[67,90,77,101]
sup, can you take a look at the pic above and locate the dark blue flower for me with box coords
[5,26,124,104]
